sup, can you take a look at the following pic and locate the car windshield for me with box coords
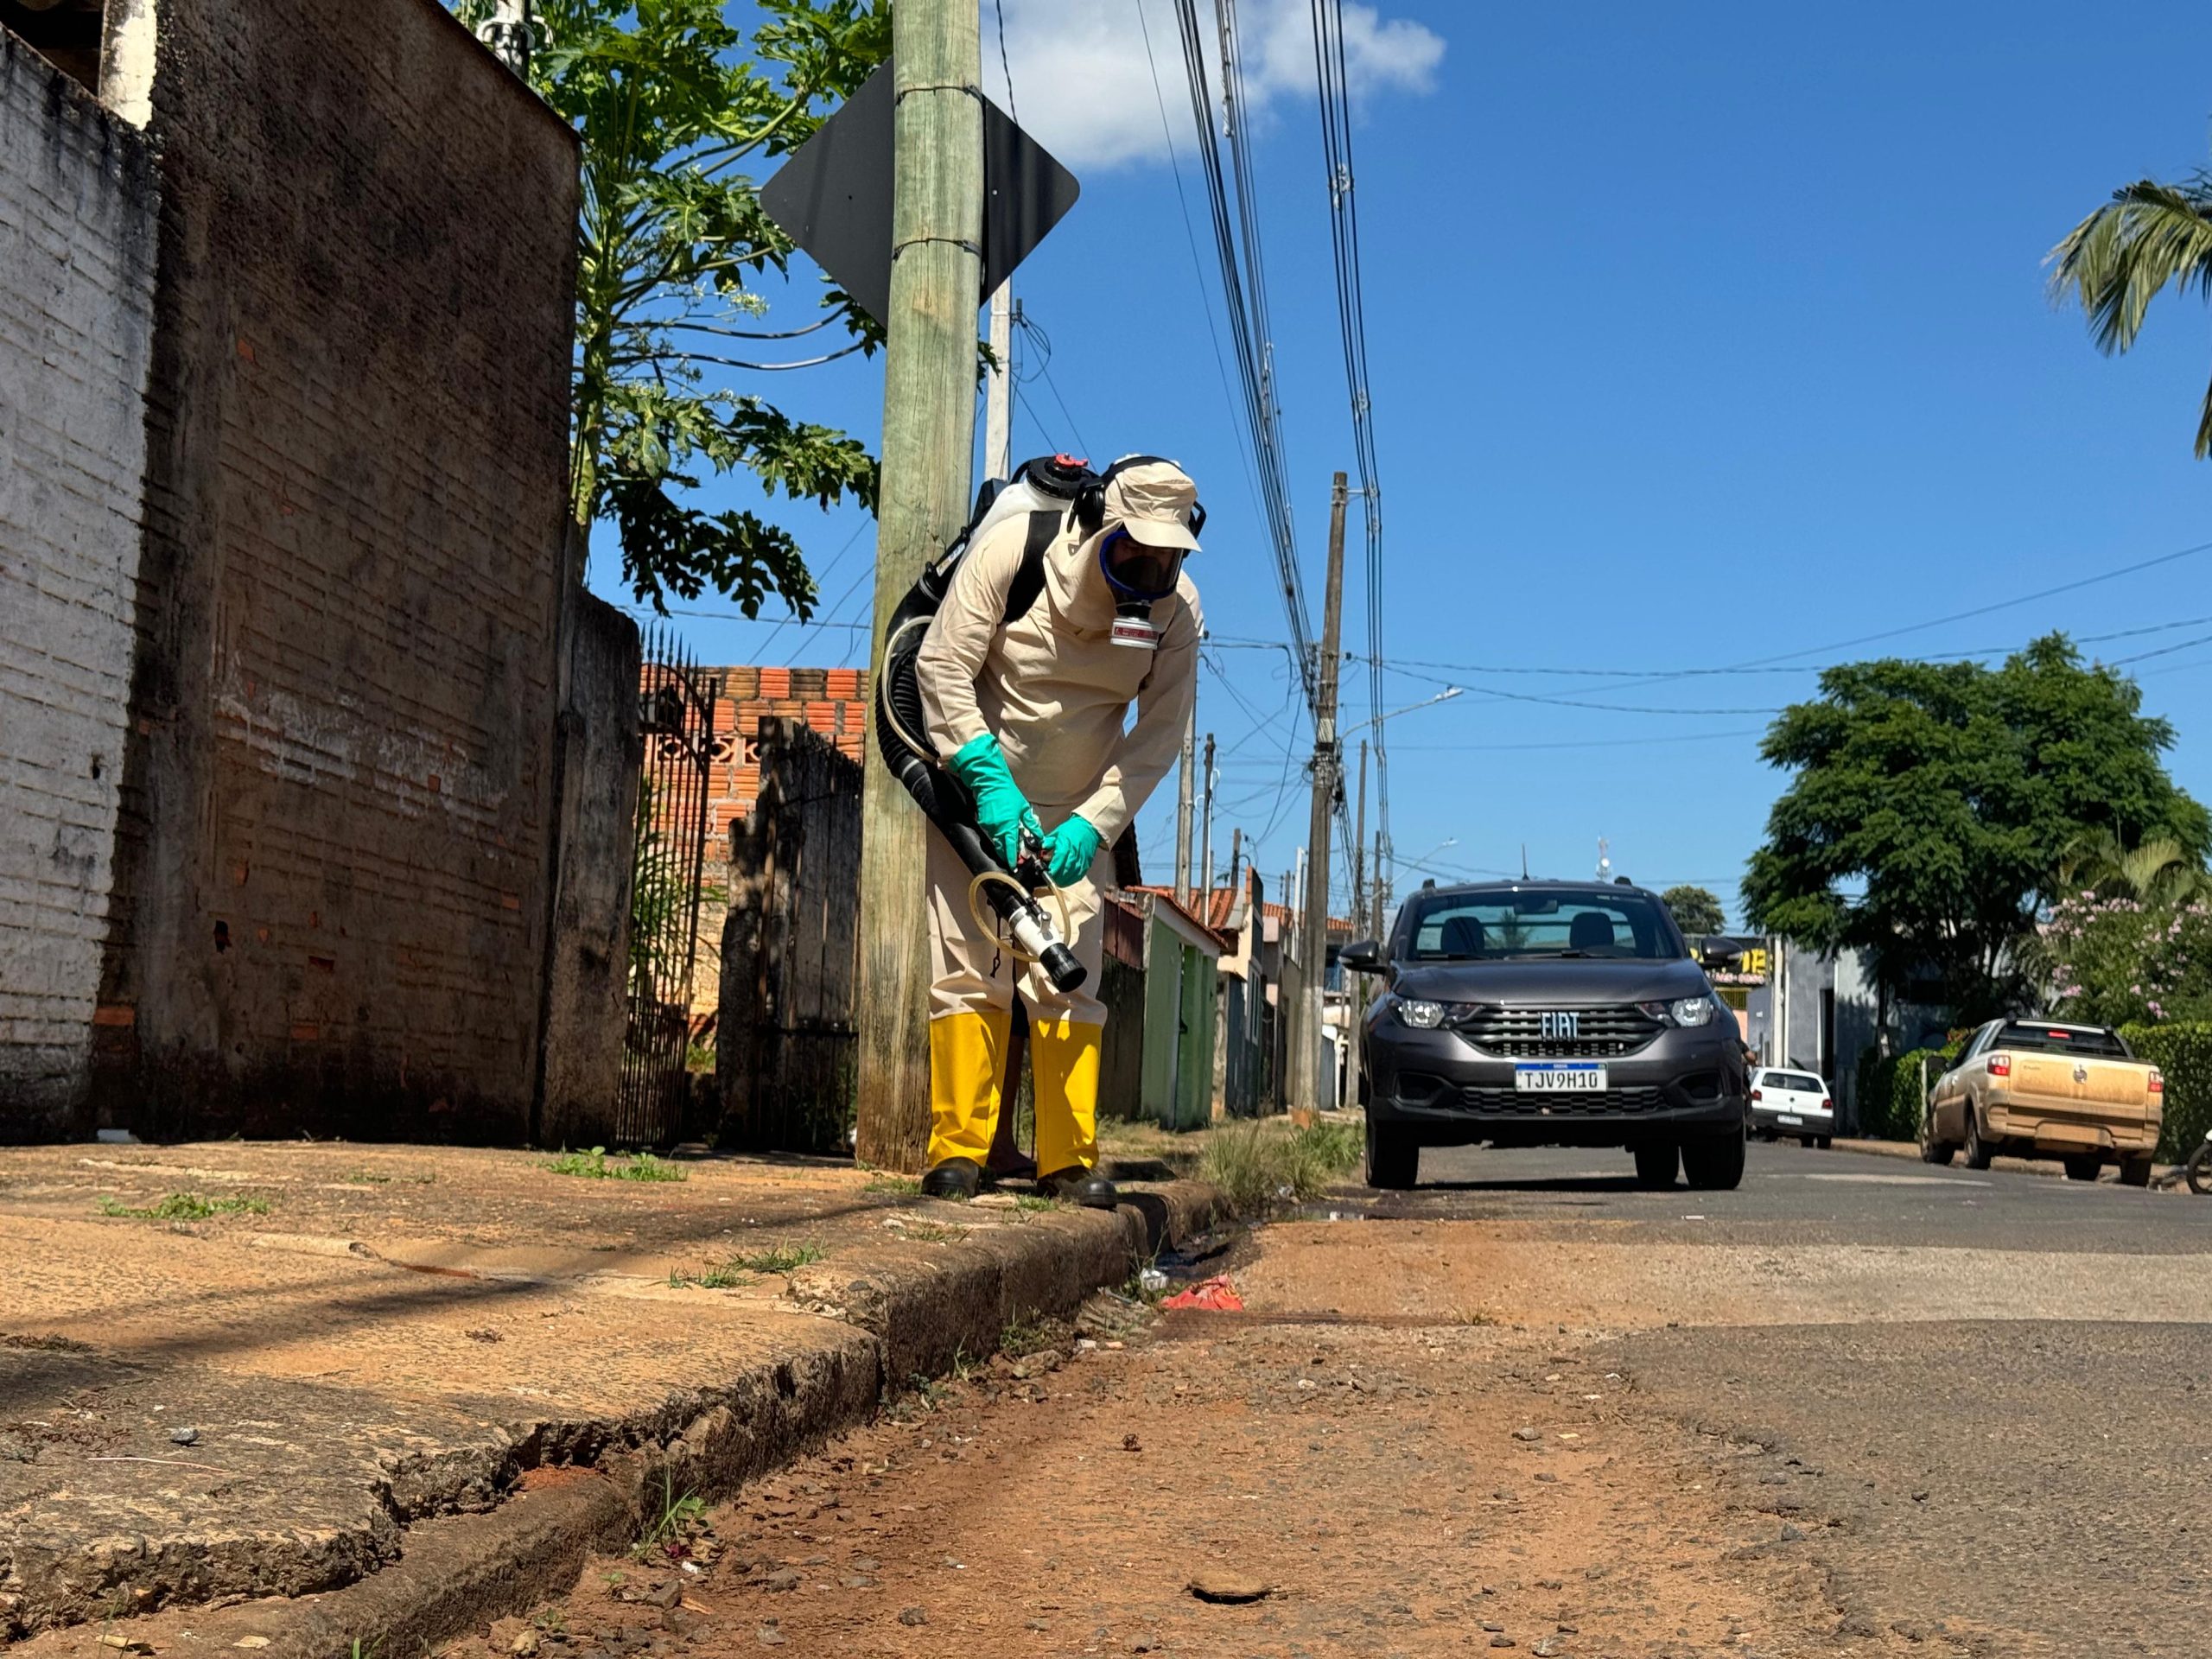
[1993,1022,2130,1058]
[1401,887,1683,961]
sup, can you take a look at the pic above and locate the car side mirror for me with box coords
[1340,938,1384,974]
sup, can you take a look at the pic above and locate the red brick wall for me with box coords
[701,665,870,846]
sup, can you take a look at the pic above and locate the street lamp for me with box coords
[1343,684,1463,741]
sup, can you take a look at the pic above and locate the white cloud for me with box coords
[984,0,1446,174]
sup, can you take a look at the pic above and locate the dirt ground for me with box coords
[472,1275,1950,1657]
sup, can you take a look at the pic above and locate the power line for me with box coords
[991,0,1018,124]
[1167,0,1317,714]
[1134,0,1275,597]
[1722,537,2212,670]
[1310,0,1392,890]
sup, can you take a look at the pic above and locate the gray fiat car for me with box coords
[1344,880,1750,1192]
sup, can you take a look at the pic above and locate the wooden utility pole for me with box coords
[854,0,984,1171]
[1198,732,1216,916]
[1351,738,1368,938]
[1289,474,1349,1120]
[1174,709,1196,906]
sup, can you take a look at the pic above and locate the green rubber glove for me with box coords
[947,733,1043,869]
[1043,814,1103,887]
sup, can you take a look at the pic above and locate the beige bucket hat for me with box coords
[1101,459,1201,551]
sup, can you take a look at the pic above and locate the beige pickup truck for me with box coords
[1920,1019,2163,1185]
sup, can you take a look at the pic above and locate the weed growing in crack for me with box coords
[633,1468,708,1560]
[97,1192,270,1221]
[543,1147,687,1183]
[901,1220,970,1243]
[667,1264,752,1290]
[726,1242,823,1274]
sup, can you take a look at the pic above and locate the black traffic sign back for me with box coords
[760,63,1080,330]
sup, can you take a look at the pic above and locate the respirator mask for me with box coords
[1098,529,1187,649]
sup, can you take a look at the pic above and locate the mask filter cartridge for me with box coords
[1110,601,1160,649]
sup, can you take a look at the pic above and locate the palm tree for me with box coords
[2054,827,2210,906]
[2048,173,2212,455]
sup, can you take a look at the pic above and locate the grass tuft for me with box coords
[1200,1118,1363,1217]
[728,1242,823,1274]
[862,1173,922,1196]
[542,1147,687,1183]
[98,1192,270,1221]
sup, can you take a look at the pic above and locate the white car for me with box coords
[1751,1067,1834,1147]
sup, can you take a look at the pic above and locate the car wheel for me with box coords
[1800,1135,1817,1149]
[2118,1154,2153,1188]
[2062,1154,2101,1182]
[1961,1108,1993,1171]
[1681,1127,1747,1192]
[1363,1115,1418,1191]
[1918,1100,1955,1166]
[1815,1135,1833,1150]
[1632,1141,1679,1189]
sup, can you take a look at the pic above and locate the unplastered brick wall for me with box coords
[0,29,157,1137]
[677,665,868,1020]
[91,0,580,1138]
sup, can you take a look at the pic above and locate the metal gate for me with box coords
[618,625,720,1145]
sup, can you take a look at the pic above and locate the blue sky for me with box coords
[599,0,2212,925]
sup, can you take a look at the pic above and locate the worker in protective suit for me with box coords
[914,458,1204,1206]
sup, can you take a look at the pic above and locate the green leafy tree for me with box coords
[2049,170,2212,456]
[1742,635,2209,1022]
[458,0,889,612]
[1660,885,1726,938]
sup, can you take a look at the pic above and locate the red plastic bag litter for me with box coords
[1160,1274,1244,1312]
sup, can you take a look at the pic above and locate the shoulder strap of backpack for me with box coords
[998,509,1062,626]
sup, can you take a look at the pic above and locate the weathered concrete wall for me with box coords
[0,29,158,1139]
[539,594,644,1149]
[91,0,580,1139]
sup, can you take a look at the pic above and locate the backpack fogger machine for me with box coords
[874,455,1096,995]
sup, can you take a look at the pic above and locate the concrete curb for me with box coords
[1834,1136,2180,1187]
[9,1182,1225,1659]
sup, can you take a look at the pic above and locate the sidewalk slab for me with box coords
[0,1141,1221,1649]
[1833,1136,2180,1185]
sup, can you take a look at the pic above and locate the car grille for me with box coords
[1459,1084,1667,1116]
[1452,1003,1665,1058]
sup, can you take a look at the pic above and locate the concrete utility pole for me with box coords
[1370,831,1384,942]
[1289,474,1349,1120]
[1174,709,1196,906]
[1198,732,1216,916]
[854,0,984,1172]
[984,283,1014,480]
[1351,738,1368,938]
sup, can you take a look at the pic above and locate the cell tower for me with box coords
[1596,836,1611,882]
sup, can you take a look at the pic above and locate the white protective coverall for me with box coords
[914,463,1203,1175]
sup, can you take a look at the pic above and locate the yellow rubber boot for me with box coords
[1030,1015,1104,1177]
[927,1009,1012,1170]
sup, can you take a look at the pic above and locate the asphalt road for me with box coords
[1373,1137,2212,1253]
[1371,1140,2212,1656]
[484,1141,2212,1659]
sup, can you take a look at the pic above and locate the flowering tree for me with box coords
[2035,894,2212,1026]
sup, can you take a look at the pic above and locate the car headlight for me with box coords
[1394,998,1448,1030]
[1638,996,1715,1027]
